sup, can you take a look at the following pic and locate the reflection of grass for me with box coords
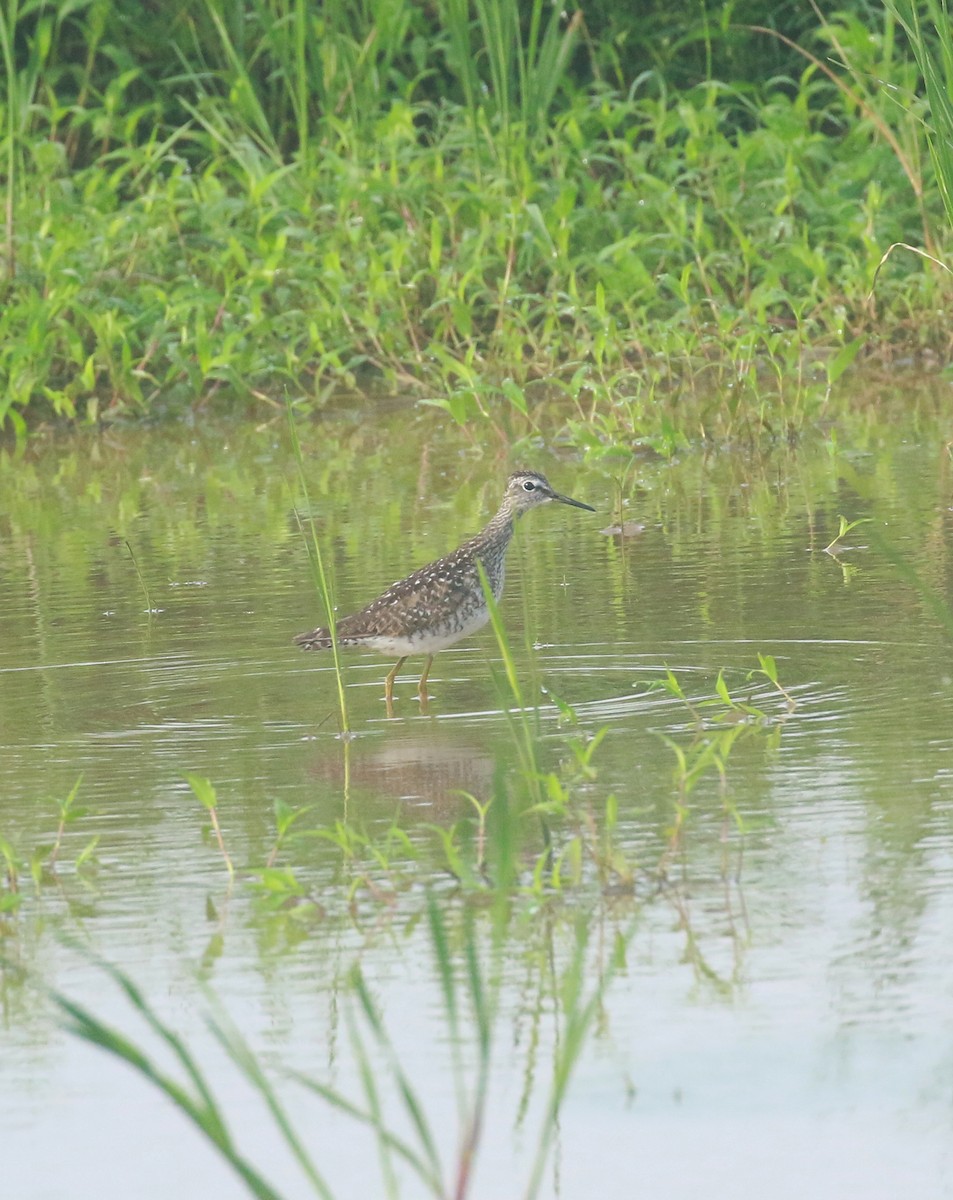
[123,539,154,617]
[0,656,792,926]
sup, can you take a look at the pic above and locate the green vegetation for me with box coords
[0,615,789,1196]
[1,1,952,436]
[0,660,787,924]
[5,5,953,1179]
[34,658,780,1199]
[55,903,620,1200]
[0,776,97,915]
[288,405,351,734]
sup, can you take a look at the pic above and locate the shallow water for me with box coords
[3,382,953,1198]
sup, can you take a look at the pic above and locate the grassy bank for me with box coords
[1,1,951,435]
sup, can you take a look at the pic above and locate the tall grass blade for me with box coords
[888,0,953,231]
[205,1004,336,1200]
[290,1069,443,1193]
[438,0,580,160]
[523,918,629,1200]
[53,962,286,1200]
[477,561,546,820]
[288,404,350,733]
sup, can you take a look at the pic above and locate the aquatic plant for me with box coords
[55,889,624,1200]
[186,773,235,881]
[0,778,98,916]
[288,406,351,735]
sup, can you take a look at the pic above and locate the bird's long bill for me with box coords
[553,489,596,512]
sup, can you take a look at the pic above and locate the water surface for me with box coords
[2,380,953,1197]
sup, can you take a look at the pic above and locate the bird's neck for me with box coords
[482,502,518,543]
[474,504,517,594]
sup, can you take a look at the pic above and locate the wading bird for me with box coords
[294,469,595,712]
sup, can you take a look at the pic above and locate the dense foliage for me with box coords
[0,0,950,431]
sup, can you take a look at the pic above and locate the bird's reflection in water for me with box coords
[306,729,500,821]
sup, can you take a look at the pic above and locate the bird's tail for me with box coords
[293,627,333,650]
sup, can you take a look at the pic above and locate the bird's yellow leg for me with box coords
[417,654,435,700]
[384,656,406,713]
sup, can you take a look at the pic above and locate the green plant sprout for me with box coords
[186,774,234,881]
[48,776,88,867]
[748,654,797,711]
[824,514,872,555]
[0,778,98,914]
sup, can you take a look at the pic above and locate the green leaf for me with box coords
[185,774,218,812]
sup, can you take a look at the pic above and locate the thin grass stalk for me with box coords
[202,0,278,152]
[242,0,310,157]
[473,0,580,138]
[426,896,503,1200]
[287,405,350,734]
[185,774,235,880]
[441,0,485,165]
[476,561,523,704]
[476,561,546,810]
[0,0,49,280]
[473,0,514,137]
[348,968,420,1197]
[426,892,472,1160]
[291,0,309,153]
[439,0,578,170]
[521,1,582,131]
[0,0,17,278]
[888,0,953,232]
[291,1068,443,1194]
[348,964,439,1200]
[48,775,83,866]
[124,539,153,615]
[453,910,494,1200]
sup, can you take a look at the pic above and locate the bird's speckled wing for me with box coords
[294,517,511,650]
[338,544,492,641]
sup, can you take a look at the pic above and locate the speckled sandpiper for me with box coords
[294,469,595,711]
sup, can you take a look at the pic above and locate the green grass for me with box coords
[0,777,98,914]
[54,898,623,1200]
[1,641,791,924]
[38,647,798,1196]
[7,641,797,1193]
[288,404,351,735]
[887,0,953,231]
[0,1,951,437]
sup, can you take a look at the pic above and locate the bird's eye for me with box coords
[522,480,536,492]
